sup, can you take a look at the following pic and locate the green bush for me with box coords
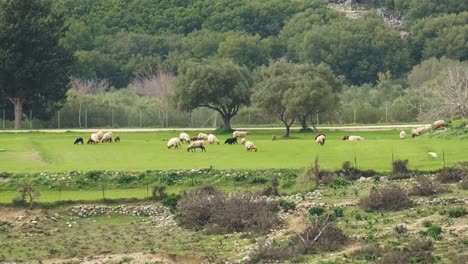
[161,194,178,212]
[278,199,296,212]
[333,207,344,217]
[251,177,269,184]
[330,177,350,188]
[421,225,442,240]
[448,207,466,218]
[308,207,325,216]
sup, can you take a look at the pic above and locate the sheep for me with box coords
[400,131,406,139]
[245,141,257,152]
[315,134,326,145]
[96,131,104,141]
[197,133,208,140]
[179,133,190,143]
[432,120,445,129]
[224,137,238,144]
[272,135,277,141]
[233,131,250,138]
[342,135,365,141]
[167,137,181,149]
[114,136,120,142]
[101,132,113,143]
[241,138,246,145]
[87,133,100,144]
[411,126,430,138]
[74,137,84,144]
[207,134,220,144]
[191,136,201,142]
[187,140,206,152]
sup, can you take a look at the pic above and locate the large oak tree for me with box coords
[173,60,252,129]
[0,0,73,128]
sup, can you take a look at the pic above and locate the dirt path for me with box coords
[0,124,429,133]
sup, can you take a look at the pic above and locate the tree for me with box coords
[218,33,270,70]
[252,61,341,136]
[173,60,251,130]
[69,78,109,128]
[0,0,73,129]
[130,68,175,127]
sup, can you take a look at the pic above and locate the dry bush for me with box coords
[318,170,335,185]
[296,222,346,253]
[359,185,412,211]
[451,254,468,264]
[351,244,382,261]
[176,187,279,233]
[378,250,409,264]
[410,176,450,196]
[459,176,468,190]
[437,165,466,183]
[409,239,435,263]
[249,241,297,263]
[392,159,410,179]
[340,161,376,180]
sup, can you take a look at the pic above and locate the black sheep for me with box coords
[74,137,84,144]
[224,137,238,144]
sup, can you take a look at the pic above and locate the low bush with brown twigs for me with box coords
[379,239,435,264]
[437,163,467,183]
[176,187,279,233]
[359,185,412,211]
[410,176,450,196]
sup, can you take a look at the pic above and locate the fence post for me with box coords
[85,107,88,128]
[29,109,32,129]
[57,111,60,129]
[140,110,142,128]
[2,108,5,129]
[112,109,114,128]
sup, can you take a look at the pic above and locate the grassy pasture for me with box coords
[0,129,467,173]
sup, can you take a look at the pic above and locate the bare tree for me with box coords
[70,79,110,128]
[129,68,175,127]
[417,65,468,121]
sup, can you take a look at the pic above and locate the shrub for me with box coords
[159,172,178,185]
[359,185,412,211]
[318,170,335,185]
[251,177,269,184]
[351,244,381,261]
[161,194,178,212]
[151,185,167,200]
[308,207,325,216]
[409,239,435,263]
[297,223,346,252]
[330,177,350,188]
[394,224,408,235]
[340,161,376,180]
[410,176,449,196]
[378,250,409,264]
[333,207,344,218]
[249,240,297,263]
[448,207,466,218]
[437,166,465,183]
[176,187,279,233]
[422,220,432,228]
[278,199,296,212]
[392,159,409,178]
[459,176,468,190]
[421,225,442,240]
[116,174,136,184]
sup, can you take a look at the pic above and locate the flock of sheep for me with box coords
[167,131,257,152]
[73,131,120,145]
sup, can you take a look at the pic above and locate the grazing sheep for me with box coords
[88,133,100,144]
[191,136,201,142]
[167,137,181,149]
[101,132,113,143]
[272,135,277,141]
[197,133,208,140]
[114,136,120,142]
[432,120,445,129]
[187,140,206,152]
[241,138,246,145]
[96,131,104,141]
[74,137,84,144]
[233,131,250,138]
[411,126,430,138]
[315,134,326,145]
[224,137,238,144]
[245,141,257,152]
[400,131,406,139]
[179,133,190,143]
[343,135,365,141]
[207,134,220,144]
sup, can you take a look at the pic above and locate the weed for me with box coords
[333,207,344,218]
[309,207,325,216]
[278,199,296,212]
[422,220,432,228]
[392,159,409,178]
[359,185,412,211]
[448,207,466,218]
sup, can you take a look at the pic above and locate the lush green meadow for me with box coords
[0,129,466,173]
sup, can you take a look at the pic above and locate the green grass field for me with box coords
[0,129,467,173]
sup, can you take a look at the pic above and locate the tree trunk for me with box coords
[221,115,232,130]
[13,98,23,129]
[299,116,308,131]
[285,125,291,137]
[78,102,82,128]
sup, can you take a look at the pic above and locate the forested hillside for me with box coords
[1,0,466,128]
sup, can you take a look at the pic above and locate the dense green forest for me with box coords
[0,0,467,129]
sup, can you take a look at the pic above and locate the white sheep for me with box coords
[240,138,246,145]
[245,141,257,152]
[411,126,430,138]
[167,137,181,149]
[96,131,104,140]
[433,120,445,129]
[233,131,250,138]
[179,132,190,143]
[101,132,113,143]
[187,140,206,152]
[315,134,326,145]
[207,134,220,144]
[197,133,208,140]
[343,135,365,141]
[88,133,99,144]
[400,131,406,139]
